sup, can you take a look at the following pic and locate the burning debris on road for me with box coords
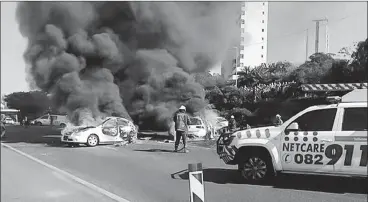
[16,2,240,130]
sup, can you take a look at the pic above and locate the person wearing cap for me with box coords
[275,114,283,126]
[173,105,191,153]
[228,115,237,132]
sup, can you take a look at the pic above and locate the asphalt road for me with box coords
[1,126,367,202]
[1,144,117,202]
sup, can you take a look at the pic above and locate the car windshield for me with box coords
[189,118,201,125]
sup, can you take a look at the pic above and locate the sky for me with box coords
[267,2,367,64]
[1,2,367,95]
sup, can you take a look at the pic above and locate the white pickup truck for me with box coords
[217,89,367,183]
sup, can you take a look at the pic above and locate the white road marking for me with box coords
[1,143,130,202]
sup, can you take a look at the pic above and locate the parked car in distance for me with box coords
[4,117,15,125]
[31,114,68,127]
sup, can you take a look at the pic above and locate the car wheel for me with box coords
[36,122,42,126]
[239,154,274,184]
[60,123,66,128]
[86,134,99,147]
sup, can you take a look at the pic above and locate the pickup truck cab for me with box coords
[217,89,367,183]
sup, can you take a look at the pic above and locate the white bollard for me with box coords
[188,163,205,202]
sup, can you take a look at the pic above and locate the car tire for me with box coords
[238,153,274,184]
[60,123,66,128]
[86,134,99,147]
[67,143,78,147]
[36,122,42,126]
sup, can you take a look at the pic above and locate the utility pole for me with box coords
[305,29,309,60]
[312,18,328,54]
[325,17,329,53]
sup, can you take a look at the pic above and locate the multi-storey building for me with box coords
[238,2,269,72]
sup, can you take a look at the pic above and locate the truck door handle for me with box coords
[321,139,332,142]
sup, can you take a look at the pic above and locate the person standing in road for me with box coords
[173,105,191,153]
[228,115,237,132]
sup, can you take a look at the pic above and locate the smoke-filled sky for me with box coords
[5,2,240,127]
[1,1,367,96]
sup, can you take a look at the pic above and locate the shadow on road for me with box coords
[171,168,368,194]
[134,149,174,153]
[1,126,64,147]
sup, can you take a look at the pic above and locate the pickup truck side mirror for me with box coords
[286,122,299,132]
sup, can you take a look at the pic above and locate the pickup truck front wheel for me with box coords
[238,153,274,184]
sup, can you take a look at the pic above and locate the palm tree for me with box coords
[237,65,272,102]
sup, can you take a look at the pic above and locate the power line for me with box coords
[240,14,359,49]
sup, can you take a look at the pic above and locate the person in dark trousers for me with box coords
[173,105,191,153]
[228,115,237,132]
[50,115,54,126]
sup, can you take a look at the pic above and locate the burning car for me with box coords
[61,116,138,147]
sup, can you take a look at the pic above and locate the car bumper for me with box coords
[61,135,85,143]
[216,133,238,165]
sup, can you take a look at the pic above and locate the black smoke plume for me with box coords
[16,2,240,129]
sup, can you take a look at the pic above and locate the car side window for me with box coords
[41,115,49,119]
[51,116,57,120]
[342,108,367,131]
[103,119,116,128]
[291,108,337,131]
[117,118,129,126]
[102,119,118,136]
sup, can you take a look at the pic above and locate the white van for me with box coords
[31,114,68,127]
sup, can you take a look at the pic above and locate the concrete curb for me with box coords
[1,143,130,202]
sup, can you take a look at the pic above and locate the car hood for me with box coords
[61,125,96,135]
[234,125,282,139]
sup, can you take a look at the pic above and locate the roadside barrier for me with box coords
[188,163,205,202]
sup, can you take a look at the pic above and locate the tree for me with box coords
[289,53,334,84]
[349,38,368,82]
[194,71,226,89]
[3,91,52,119]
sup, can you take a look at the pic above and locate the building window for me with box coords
[262,29,264,32]
[241,37,244,42]
[240,54,244,59]
[241,19,245,24]
[261,54,264,58]
[242,11,245,15]
[240,45,244,50]
[262,20,264,23]
[261,46,264,49]
[263,2,265,6]
[262,37,264,41]
[262,11,265,15]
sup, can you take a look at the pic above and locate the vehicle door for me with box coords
[188,117,206,137]
[39,115,51,125]
[117,118,131,140]
[101,118,119,143]
[280,108,338,173]
[333,107,367,176]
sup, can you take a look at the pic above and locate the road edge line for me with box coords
[1,143,130,202]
